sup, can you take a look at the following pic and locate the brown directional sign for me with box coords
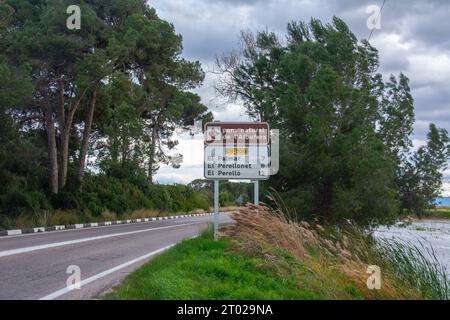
[204,122,269,145]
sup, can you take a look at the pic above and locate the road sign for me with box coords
[204,122,271,241]
[204,122,270,180]
[204,145,270,179]
[205,122,269,145]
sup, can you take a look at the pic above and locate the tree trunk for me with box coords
[43,105,59,194]
[56,76,66,191]
[58,89,87,190]
[148,124,158,184]
[77,88,97,182]
[57,76,65,129]
[59,124,71,190]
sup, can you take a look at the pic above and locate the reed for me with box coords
[225,204,449,300]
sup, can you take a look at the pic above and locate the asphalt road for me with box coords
[0,213,232,300]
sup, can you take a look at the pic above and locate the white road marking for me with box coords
[39,243,176,300]
[39,234,202,300]
[0,222,202,258]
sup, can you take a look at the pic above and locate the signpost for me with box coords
[204,122,271,241]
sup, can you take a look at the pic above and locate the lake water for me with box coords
[436,197,450,207]
[375,220,450,276]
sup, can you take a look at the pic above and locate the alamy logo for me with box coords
[366,5,382,30]
[66,5,81,30]
[366,265,381,290]
[66,265,81,290]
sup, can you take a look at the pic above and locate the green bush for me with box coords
[52,175,211,217]
[79,175,155,215]
[51,192,81,211]
[166,184,210,212]
[145,184,172,212]
[0,172,212,230]
[0,189,50,217]
[219,191,234,207]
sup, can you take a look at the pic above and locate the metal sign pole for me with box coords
[214,179,219,241]
[254,180,259,206]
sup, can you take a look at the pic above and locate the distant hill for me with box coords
[436,197,450,207]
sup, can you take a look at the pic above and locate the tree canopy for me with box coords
[0,0,212,193]
[0,0,213,227]
[217,17,450,225]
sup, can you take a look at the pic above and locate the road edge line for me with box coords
[39,243,177,300]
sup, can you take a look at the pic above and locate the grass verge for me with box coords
[105,205,449,300]
[421,208,450,220]
[104,228,331,300]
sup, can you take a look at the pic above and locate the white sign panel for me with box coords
[204,145,270,179]
[204,122,270,180]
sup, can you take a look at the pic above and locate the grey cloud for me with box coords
[149,0,450,184]
[331,0,450,50]
[212,0,265,5]
[414,85,450,115]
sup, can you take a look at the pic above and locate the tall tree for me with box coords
[216,17,433,224]
[2,0,210,192]
[399,124,450,214]
[141,83,212,182]
[3,0,110,192]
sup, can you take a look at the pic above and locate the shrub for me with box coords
[0,189,50,217]
[48,210,85,226]
[145,184,172,211]
[219,191,234,207]
[0,173,213,228]
[226,204,449,300]
[166,184,210,212]
[80,175,155,215]
[51,192,81,210]
[124,209,162,220]
[101,210,117,221]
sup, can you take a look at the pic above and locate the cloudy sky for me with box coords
[150,0,450,196]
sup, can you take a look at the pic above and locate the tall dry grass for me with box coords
[225,204,449,300]
[2,207,210,230]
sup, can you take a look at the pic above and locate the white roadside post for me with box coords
[214,180,219,241]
